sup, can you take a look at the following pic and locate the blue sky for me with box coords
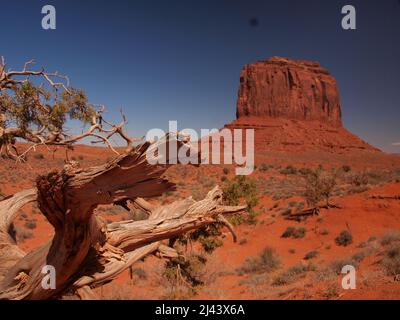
[1,0,400,152]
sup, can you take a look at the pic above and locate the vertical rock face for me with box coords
[236,57,342,127]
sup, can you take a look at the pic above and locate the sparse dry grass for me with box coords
[272,263,315,286]
[237,247,281,275]
[281,226,306,239]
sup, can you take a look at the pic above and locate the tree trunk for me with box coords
[0,139,245,300]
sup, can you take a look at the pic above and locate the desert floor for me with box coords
[2,143,400,300]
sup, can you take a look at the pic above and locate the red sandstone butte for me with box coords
[222,56,400,167]
[236,56,342,127]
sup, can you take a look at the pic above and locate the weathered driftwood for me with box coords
[284,207,320,222]
[0,139,245,300]
[369,195,400,200]
[285,204,342,222]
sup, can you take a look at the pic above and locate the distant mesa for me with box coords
[236,56,342,127]
[222,56,398,167]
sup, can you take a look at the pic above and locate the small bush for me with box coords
[342,165,352,173]
[296,202,305,210]
[282,227,295,238]
[380,230,400,246]
[315,268,336,282]
[299,168,312,176]
[223,176,258,208]
[351,251,367,263]
[330,257,359,274]
[187,225,223,254]
[281,226,306,239]
[280,208,292,216]
[348,185,369,194]
[280,165,297,175]
[272,264,314,286]
[320,229,329,236]
[237,247,281,274]
[296,227,308,239]
[335,230,353,247]
[199,236,223,253]
[33,153,44,160]
[380,244,400,276]
[304,168,337,207]
[223,167,230,175]
[288,201,297,208]
[350,172,369,187]
[304,250,319,260]
[164,254,206,289]
[322,284,339,299]
[259,164,269,172]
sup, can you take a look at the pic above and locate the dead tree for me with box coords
[0,125,245,301]
[0,59,245,300]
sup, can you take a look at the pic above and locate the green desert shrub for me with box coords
[304,168,337,207]
[223,176,258,208]
[223,176,259,224]
[198,236,223,253]
[185,225,223,254]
